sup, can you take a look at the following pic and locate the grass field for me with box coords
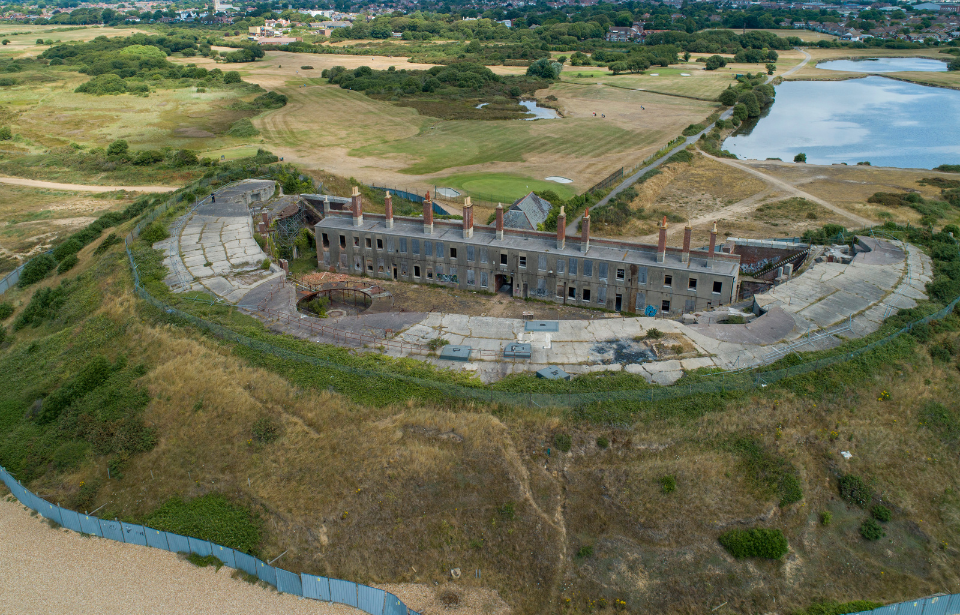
[705,27,839,42]
[561,51,807,101]
[0,184,134,267]
[0,24,149,58]
[433,172,577,203]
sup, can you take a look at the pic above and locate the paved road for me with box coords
[567,48,813,235]
[0,175,178,193]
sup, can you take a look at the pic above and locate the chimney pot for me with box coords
[495,202,504,240]
[385,191,394,229]
[557,205,566,250]
[581,208,590,253]
[708,222,718,268]
[681,222,692,264]
[657,216,668,263]
[462,197,474,239]
[351,185,362,226]
[423,191,434,234]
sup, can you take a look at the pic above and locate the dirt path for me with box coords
[638,186,781,241]
[702,153,874,228]
[0,176,178,193]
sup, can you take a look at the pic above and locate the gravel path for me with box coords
[0,497,361,615]
[0,176,178,193]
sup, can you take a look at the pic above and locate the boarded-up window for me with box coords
[557,259,565,274]
[436,242,444,258]
[401,261,408,276]
[598,286,607,303]
[377,258,384,273]
[387,238,395,252]
[467,245,475,261]
[354,256,362,271]
[400,237,407,253]
[537,278,547,296]
[323,252,330,266]
[598,262,608,280]
[480,271,488,287]
[569,259,578,276]
[583,260,593,277]
[424,241,432,257]
[636,292,646,310]
[481,248,488,264]
[339,253,347,268]
[412,239,420,255]
[467,269,475,285]
[637,267,648,285]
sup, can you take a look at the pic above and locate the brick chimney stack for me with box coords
[495,202,504,241]
[423,191,434,235]
[384,191,393,229]
[580,208,590,254]
[657,216,668,263]
[351,185,363,227]
[557,206,566,250]
[322,195,330,216]
[681,222,692,264]
[708,221,718,268]
[462,197,474,239]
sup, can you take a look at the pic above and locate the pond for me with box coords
[817,57,948,73]
[520,100,560,120]
[722,76,960,169]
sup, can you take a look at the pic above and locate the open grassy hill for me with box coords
[1,168,960,615]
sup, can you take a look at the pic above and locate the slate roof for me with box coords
[502,192,553,231]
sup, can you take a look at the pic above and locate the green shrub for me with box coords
[260,258,271,270]
[300,65,314,70]
[223,70,241,84]
[718,528,788,559]
[107,139,129,157]
[53,238,83,261]
[0,302,12,320]
[819,511,832,526]
[227,118,259,138]
[660,475,676,494]
[93,233,122,256]
[132,150,164,165]
[596,436,609,449]
[143,494,262,554]
[427,338,450,351]
[576,544,594,558]
[682,123,705,136]
[13,280,76,330]
[645,328,664,340]
[252,415,281,444]
[17,254,57,287]
[859,518,885,541]
[52,441,89,470]
[871,504,891,522]
[0,125,11,139]
[57,254,78,274]
[793,600,884,615]
[839,475,872,508]
[554,433,572,452]
[664,149,693,165]
[75,73,128,95]
[498,501,516,520]
[919,401,960,447]
[139,222,170,245]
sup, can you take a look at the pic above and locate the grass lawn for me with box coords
[199,146,263,162]
[434,172,577,203]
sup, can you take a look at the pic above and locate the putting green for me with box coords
[435,172,577,204]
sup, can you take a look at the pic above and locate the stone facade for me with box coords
[314,195,740,314]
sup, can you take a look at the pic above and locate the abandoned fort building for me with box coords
[314,189,740,314]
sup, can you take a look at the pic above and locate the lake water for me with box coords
[520,100,560,120]
[817,57,948,73]
[722,76,960,169]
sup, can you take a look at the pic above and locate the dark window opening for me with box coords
[500,253,508,266]
[339,235,346,248]
[519,256,527,268]
[582,288,591,301]
[450,247,457,259]
[664,274,672,287]
[353,236,359,247]
[568,286,576,299]
[616,268,625,281]
[713,281,722,293]
[376,238,383,249]
[365,237,372,248]
[414,265,421,278]
[661,300,670,312]
[688,278,697,290]
[322,233,330,248]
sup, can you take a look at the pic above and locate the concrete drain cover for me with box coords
[525,320,559,332]
[439,345,472,361]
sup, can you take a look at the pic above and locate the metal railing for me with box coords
[0,465,418,615]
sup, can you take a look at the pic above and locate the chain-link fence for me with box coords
[0,465,418,615]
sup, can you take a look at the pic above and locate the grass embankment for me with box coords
[2,157,960,615]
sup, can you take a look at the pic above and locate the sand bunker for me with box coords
[545,176,573,184]
[435,188,461,198]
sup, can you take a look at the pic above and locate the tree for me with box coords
[738,90,761,117]
[732,103,749,122]
[705,54,726,71]
[794,153,807,163]
[1,40,8,46]
[949,58,960,72]
[107,139,129,157]
[609,61,628,75]
[718,87,738,106]
[0,126,11,141]
[766,63,776,75]
[526,57,562,80]
[683,51,691,62]
[224,70,241,83]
